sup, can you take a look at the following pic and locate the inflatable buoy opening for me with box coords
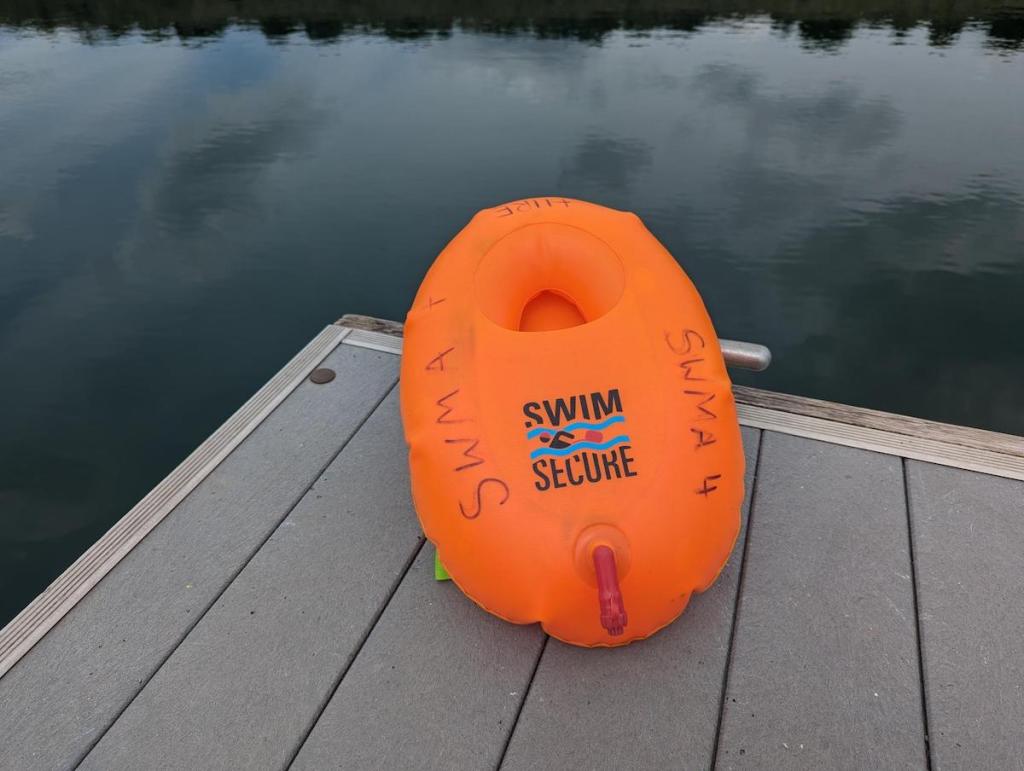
[519,290,585,332]
[475,223,625,332]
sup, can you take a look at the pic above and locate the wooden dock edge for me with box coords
[337,314,1024,479]
[0,325,351,682]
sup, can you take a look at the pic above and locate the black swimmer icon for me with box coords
[539,430,576,450]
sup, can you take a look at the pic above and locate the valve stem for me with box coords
[592,545,627,636]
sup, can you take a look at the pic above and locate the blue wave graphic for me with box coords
[526,415,625,439]
[529,435,631,459]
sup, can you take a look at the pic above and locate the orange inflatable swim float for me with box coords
[400,197,744,646]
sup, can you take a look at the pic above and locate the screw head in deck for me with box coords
[309,368,336,384]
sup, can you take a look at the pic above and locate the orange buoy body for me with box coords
[400,197,744,647]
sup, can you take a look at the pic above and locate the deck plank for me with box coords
[291,546,546,771]
[0,344,398,771]
[906,461,1024,768]
[715,432,927,769]
[498,427,761,771]
[79,390,423,770]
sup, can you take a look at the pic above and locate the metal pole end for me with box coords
[719,339,772,372]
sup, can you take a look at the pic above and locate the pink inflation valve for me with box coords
[592,545,627,636]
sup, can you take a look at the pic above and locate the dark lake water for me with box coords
[1,1,1023,624]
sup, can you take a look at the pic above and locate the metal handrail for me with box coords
[720,339,772,371]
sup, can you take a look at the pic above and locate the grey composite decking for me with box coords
[716,434,926,769]
[2,318,1023,770]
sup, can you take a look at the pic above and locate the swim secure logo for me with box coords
[523,388,638,492]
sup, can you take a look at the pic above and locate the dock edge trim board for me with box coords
[0,325,351,681]
[338,315,1024,482]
